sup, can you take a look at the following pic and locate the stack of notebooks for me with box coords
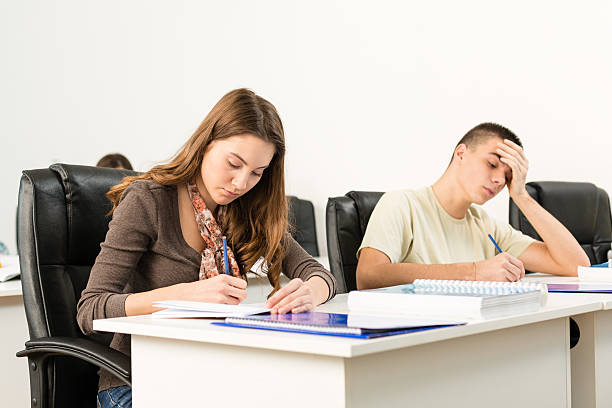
[348,279,548,319]
[150,279,547,339]
[577,262,612,282]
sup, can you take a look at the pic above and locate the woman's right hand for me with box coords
[179,274,248,304]
[126,274,248,316]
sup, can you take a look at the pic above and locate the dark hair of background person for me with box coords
[449,122,523,164]
[96,153,134,170]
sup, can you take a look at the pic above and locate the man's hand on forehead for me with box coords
[496,139,529,198]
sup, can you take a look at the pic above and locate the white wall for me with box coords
[1,0,611,256]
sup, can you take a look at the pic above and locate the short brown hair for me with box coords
[457,122,522,149]
[450,123,522,164]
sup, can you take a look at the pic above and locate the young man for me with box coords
[356,123,590,289]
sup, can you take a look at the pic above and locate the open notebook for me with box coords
[0,255,20,282]
[152,300,269,318]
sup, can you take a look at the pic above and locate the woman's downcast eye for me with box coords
[228,159,264,177]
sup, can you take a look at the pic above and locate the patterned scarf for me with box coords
[187,179,241,280]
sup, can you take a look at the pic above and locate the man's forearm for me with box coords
[513,192,590,272]
[356,262,473,290]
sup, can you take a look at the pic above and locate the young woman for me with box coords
[77,88,337,408]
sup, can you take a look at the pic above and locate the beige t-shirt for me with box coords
[358,187,535,264]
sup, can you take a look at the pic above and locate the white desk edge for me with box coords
[94,293,601,358]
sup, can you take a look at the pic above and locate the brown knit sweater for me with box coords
[76,179,336,392]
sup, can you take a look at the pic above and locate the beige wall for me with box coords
[1,0,611,256]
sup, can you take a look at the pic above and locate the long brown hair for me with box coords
[107,88,288,292]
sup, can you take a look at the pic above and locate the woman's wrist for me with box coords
[305,275,330,305]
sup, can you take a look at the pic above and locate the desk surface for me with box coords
[94,292,600,358]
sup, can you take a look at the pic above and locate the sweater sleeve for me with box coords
[281,234,337,302]
[76,181,158,335]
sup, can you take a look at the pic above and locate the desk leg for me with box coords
[573,311,612,407]
[0,296,30,408]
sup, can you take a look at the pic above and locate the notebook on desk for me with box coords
[0,255,20,282]
[212,312,465,339]
[152,300,269,318]
[547,283,612,293]
[577,263,612,282]
[348,279,548,319]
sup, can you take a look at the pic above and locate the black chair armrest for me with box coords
[17,337,131,385]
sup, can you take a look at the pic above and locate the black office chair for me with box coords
[509,181,612,265]
[288,196,320,257]
[509,181,611,349]
[326,191,384,293]
[16,163,137,408]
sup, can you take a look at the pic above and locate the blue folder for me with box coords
[547,283,612,293]
[212,312,464,339]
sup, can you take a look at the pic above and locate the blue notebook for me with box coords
[547,283,612,293]
[212,312,464,339]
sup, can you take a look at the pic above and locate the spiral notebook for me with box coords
[348,279,548,320]
[212,312,465,339]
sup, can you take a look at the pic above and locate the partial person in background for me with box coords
[96,153,133,170]
[78,88,337,408]
[357,122,590,289]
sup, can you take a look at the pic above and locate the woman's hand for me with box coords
[178,274,247,305]
[265,276,329,314]
[125,274,247,316]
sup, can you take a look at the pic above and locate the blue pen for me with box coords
[488,234,503,253]
[222,236,230,275]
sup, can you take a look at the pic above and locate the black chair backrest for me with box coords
[288,196,319,257]
[17,163,138,406]
[509,181,612,265]
[326,191,384,293]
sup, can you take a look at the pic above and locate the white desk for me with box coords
[94,294,600,408]
[524,274,612,408]
[0,279,30,408]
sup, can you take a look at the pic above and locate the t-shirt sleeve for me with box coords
[357,191,413,264]
[490,215,536,258]
[76,181,158,335]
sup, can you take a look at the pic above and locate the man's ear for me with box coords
[455,144,467,161]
